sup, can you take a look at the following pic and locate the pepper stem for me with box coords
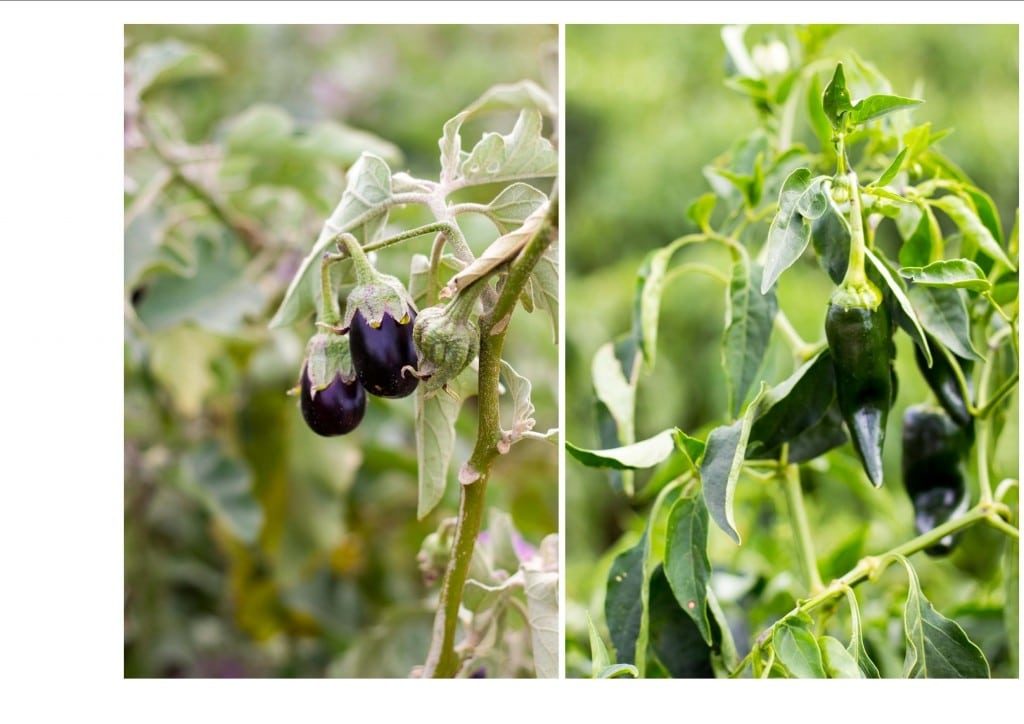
[840,171,868,290]
[336,232,378,287]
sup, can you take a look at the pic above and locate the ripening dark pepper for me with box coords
[299,364,366,436]
[915,341,974,429]
[825,284,895,487]
[901,404,970,556]
[349,309,420,398]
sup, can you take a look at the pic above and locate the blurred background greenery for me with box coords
[124,24,557,678]
[565,25,1018,677]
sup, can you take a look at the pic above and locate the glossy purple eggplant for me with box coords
[349,309,419,398]
[300,365,366,436]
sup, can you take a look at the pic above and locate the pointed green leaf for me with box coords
[700,383,767,544]
[566,428,677,471]
[587,614,611,677]
[820,636,863,678]
[761,168,818,293]
[900,259,991,292]
[933,195,1016,271]
[874,148,908,187]
[898,558,990,678]
[605,532,647,665]
[822,63,852,129]
[850,94,923,125]
[866,247,932,367]
[747,349,836,457]
[664,494,713,645]
[725,259,777,417]
[908,285,982,361]
[772,618,827,678]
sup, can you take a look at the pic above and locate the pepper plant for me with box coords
[568,26,1018,678]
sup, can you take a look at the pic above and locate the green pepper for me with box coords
[825,280,895,487]
[915,338,974,429]
[901,404,970,556]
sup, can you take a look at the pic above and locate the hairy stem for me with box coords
[422,197,558,678]
[782,464,824,594]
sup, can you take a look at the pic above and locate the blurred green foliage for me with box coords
[565,25,1018,677]
[124,24,557,678]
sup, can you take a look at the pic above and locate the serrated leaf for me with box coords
[439,80,556,185]
[933,195,1016,271]
[908,285,982,361]
[664,494,712,645]
[874,147,908,187]
[270,153,393,328]
[524,565,558,678]
[499,360,536,450]
[866,247,932,366]
[129,39,224,98]
[415,365,477,519]
[177,441,262,544]
[761,168,819,293]
[566,429,677,471]
[528,239,558,341]
[899,558,991,678]
[444,200,550,296]
[850,94,923,125]
[773,619,827,678]
[136,235,265,334]
[700,383,767,544]
[457,109,557,187]
[900,259,990,292]
[725,258,777,416]
[820,636,863,678]
[482,182,549,234]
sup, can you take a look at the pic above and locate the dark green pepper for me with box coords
[915,338,974,429]
[901,404,970,556]
[825,281,895,487]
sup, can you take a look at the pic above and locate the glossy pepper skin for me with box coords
[901,405,970,556]
[300,365,366,436]
[825,294,894,487]
[349,309,419,398]
[915,341,974,429]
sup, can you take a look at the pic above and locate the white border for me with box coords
[1,1,1020,722]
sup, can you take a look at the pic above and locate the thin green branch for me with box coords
[782,463,824,594]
